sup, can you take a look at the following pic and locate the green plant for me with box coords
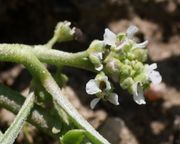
[0,21,161,144]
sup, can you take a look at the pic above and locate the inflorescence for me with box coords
[86,25,162,109]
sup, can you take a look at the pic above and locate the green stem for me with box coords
[45,36,57,48]
[0,92,35,144]
[0,44,94,71]
[33,45,93,70]
[0,44,109,144]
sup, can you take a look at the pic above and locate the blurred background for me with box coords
[0,0,180,143]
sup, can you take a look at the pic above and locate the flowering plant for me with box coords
[0,21,161,144]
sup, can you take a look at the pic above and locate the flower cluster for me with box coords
[86,25,162,108]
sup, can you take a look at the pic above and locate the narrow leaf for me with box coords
[0,92,35,144]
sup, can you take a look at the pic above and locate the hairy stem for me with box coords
[0,44,109,144]
[0,92,35,144]
[0,44,94,71]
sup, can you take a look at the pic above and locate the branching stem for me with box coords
[0,44,109,144]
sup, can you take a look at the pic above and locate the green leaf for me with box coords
[61,129,85,144]
[0,92,35,144]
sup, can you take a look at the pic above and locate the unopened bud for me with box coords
[54,21,75,43]
[120,77,134,89]
[133,61,144,74]
[134,73,148,84]
[119,64,132,77]
[133,48,148,62]
[88,40,104,71]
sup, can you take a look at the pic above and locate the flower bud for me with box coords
[127,52,135,60]
[104,57,121,82]
[88,40,104,71]
[133,48,148,62]
[117,33,126,42]
[119,64,132,77]
[122,42,133,53]
[134,73,148,84]
[54,21,75,43]
[105,57,121,73]
[133,61,144,74]
[120,77,134,89]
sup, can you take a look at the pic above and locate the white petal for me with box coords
[132,83,138,96]
[102,76,111,90]
[126,25,139,39]
[133,84,146,105]
[103,28,116,47]
[86,79,101,95]
[107,93,119,105]
[135,40,148,48]
[145,63,157,75]
[133,94,146,105]
[149,71,162,84]
[90,98,101,109]
[149,63,157,70]
[95,64,103,71]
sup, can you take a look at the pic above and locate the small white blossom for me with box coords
[126,25,148,48]
[86,74,119,109]
[145,63,162,84]
[132,83,146,105]
[103,25,148,51]
[131,63,161,105]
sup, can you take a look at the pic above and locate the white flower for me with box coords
[145,63,162,84]
[126,25,148,48]
[103,25,148,51]
[86,74,119,109]
[132,83,146,105]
